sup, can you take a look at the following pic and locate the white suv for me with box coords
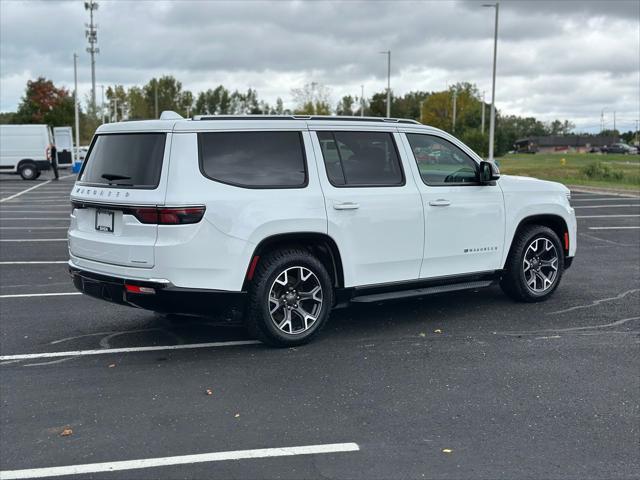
[69,113,577,346]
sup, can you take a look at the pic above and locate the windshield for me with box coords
[79,133,166,188]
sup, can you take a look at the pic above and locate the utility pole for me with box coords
[84,1,99,111]
[73,54,80,157]
[483,2,499,161]
[360,84,364,117]
[452,89,457,132]
[100,85,105,124]
[154,79,159,119]
[481,91,486,134]
[380,50,391,117]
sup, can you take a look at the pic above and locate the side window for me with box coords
[406,134,478,186]
[317,131,404,187]
[199,131,307,188]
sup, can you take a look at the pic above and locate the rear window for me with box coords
[79,133,166,188]
[198,131,307,188]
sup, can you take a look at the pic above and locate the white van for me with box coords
[53,126,75,168]
[0,124,52,180]
[69,113,577,346]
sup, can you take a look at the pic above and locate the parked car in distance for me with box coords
[0,124,52,180]
[69,113,577,346]
[602,143,638,154]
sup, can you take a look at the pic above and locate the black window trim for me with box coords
[197,130,309,190]
[316,130,406,188]
[77,132,168,190]
[406,132,481,187]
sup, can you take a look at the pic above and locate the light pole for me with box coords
[452,88,457,133]
[100,84,105,124]
[481,90,486,134]
[73,53,80,157]
[360,84,364,117]
[380,50,391,117]
[483,2,499,161]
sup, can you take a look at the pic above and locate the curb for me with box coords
[567,185,640,197]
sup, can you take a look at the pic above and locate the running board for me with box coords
[349,280,494,303]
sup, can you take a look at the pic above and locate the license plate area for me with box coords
[95,209,115,232]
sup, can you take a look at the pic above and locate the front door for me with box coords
[400,132,505,279]
[310,129,424,287]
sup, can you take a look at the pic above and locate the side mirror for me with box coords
[479,161,500,184]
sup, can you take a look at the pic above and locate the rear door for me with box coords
[310,127,424,287]
[69,131,170,268]
[53,127,74,166]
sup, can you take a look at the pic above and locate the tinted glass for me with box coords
[406,134,478,185]
[199,131,306,188]
[317,131,403,186]
[80,133,166,188]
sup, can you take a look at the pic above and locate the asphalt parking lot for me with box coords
[0,173,638,480]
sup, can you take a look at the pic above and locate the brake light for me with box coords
[564,232,569,251]
[129,206,205,225]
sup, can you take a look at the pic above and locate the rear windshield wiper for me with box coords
[101,173,132,181]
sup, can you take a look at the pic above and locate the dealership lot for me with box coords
[0,175,638,479]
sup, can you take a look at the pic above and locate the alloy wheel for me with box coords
[523,237,559,293]
[268,266,323,335]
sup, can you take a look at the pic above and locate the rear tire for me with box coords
[19,163,38,180]
[500,225,564,302]
[245,248,334,347]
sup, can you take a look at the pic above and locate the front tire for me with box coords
[500,225,564,302]
[245,248,334,347]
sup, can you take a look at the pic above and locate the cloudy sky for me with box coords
[1,0,638,132]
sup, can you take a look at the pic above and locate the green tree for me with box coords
[291,82,331,115]
[336,95,355,115]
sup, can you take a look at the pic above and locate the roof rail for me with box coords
[192,115,421,125]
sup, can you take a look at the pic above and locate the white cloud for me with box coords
[0,0,638,132]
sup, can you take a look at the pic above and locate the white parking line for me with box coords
[572,197,640,202]
[588,226,640,230]
[0,443,360,479]
[0,227,68,230]
[0,261,68,265]
[0,181,52,203]
[573,204,640,209]
[0,239,67,242]
[577,214,640,218]
[0,292,80,299]
[0,339,261,361]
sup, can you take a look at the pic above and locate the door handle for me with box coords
[429,199,451,207]
[333,202,360,210]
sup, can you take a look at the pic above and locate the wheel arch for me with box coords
[17,158,37,170]
[242,232,344,290]
[504,214,569,268]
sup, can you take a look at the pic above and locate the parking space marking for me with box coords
[0,239,67,242]
[0,443,360,480]
[0,339,262,361]
[0,227,68,230]
[0,180,52,203]
[588,226,640,230]
[0,261,68,265]
[571,197,640,202]
[577,214,640,218]
[573,204,640,209]
[0,292,80,299]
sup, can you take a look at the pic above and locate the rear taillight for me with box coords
[129,206,205,225]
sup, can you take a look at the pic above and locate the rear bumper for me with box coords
[69,266,246,317]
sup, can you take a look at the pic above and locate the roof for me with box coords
[96,114,429,135]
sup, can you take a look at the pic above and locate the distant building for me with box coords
[514,135,619,154]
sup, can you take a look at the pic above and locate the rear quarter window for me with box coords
[79,133,166,189]
[198,131,307,188]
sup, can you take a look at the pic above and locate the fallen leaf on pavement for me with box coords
[205,389,213,396]
[108,364,116,368]
[434,329,443,334]
[442,448,452,454]
[419,332,426,337]
[234,413,240,418]
[60,428,73,437]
